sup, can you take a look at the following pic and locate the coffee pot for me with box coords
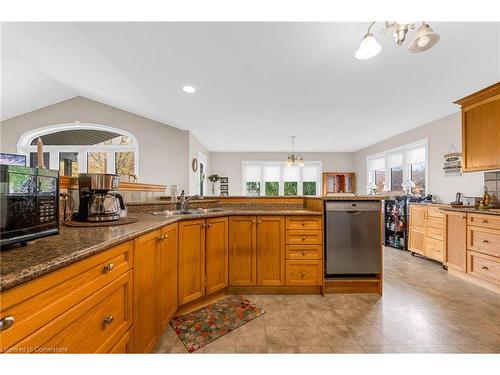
[78,173,125,222]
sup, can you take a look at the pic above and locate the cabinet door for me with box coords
[157,223,178,333]
[133,230,161,353]
[228,216,257,286]
[408,205,426,255]
[205,217,228,295]
[444,211,467,272]
[178,220,206,305]
[463,98,500,172]
[257,216,285,286]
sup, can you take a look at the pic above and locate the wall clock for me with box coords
[192,158,198,172]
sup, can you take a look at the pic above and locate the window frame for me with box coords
[242,161,323,197]
[17,123,139,177]
[366,139,428,195]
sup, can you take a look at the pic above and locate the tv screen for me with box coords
[0,153,27,166]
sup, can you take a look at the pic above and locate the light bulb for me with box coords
[355,34,382,60]
[417,35,430,48]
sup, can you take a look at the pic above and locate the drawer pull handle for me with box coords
[0,316,15,331]
[252,220,256,224]
[103,263,114,273]
[207,223,212,228]
[481,266,489,270]
[257,220,262,224]
[482,239,489,243]
[301,271,306,278]
[103,316,114,325]
[302,236,306,241]
[481,219,488,223]
[302,221,306,226]
[302,250,306,256]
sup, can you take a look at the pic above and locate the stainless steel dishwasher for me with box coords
[325,201,382,276]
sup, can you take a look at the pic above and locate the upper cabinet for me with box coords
[322,172,356,195]
[454,82,500,172]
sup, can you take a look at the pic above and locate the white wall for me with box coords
[188,132,210,195]
[0,96,191,191]
[353,112,484,203]
[210,152,354,196]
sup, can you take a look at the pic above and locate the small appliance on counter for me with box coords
[0,165,59,247]
[77,173,125,222]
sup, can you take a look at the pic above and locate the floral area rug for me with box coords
[169,295,265,352]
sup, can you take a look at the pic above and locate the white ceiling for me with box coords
[2,22,499,152]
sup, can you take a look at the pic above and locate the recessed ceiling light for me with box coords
[182,85,196,93]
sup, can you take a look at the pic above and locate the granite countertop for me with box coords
[0,209,321,292]
[441,207,500,216]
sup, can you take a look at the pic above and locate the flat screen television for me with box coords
[0,153,27,166]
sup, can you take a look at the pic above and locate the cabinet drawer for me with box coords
[424,237,443,261]
[426,226,444,241]
[108,328,133,353]
[468,214,500,230]
[426,217,443,230]
[285,245,323,260]
[285,260,322,286]
[285,230,322,245]
[11,271,133,353]
[427,206,444,218]
[0,242,133,351]
[467,226,500,258]
[467,251,500,285]
[285,216,322,230]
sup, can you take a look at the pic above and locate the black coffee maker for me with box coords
[77,173,125,222]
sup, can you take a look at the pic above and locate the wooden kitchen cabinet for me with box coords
[133,229,160,353]
[205,217,228,294]
[454,82,500,172]
[228,216,257,286]
[157,223,178,333]
[178,219,206,305]
[443,211,467,272]
[408,205,426,255]
[256,216,285,286]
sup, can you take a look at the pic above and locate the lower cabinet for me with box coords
[178,217,229,305]
[228,216,257,286]
[157,224,178,333]
[178,220,206,305]
[408,205,426,255]
[133,223,178,353]
[257,216,285,286]
[444,211,467,272]
[205,217,229,295]
[133,229,160,353]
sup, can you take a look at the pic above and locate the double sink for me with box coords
[151,207,228,216]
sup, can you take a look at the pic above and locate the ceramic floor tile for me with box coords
[329,345,365,353]
[265,325,298,346]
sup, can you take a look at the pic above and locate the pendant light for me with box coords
[355,21,440,59]
[408,22,441,53]
[287,136,304,167]
[355,22,382,60]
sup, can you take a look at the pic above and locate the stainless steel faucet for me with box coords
[176,190,201,210]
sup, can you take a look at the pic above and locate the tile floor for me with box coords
[154,247,500,353]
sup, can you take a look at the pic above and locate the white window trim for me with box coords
[366,139,429,194]
[17,122,139,177]
[241,161,323,197]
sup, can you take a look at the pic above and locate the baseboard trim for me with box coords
[448,268,500,294]
[227,285,322,295]
[323,277,382,295]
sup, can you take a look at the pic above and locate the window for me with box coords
[18,124,138,177]
[242,161,322,196]
[367,140,428,195]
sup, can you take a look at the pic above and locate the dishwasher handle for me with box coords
[326,201,381,212]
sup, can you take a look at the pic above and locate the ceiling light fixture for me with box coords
[182,85,196,93]
[287,136,304,167]
[355,21,440,60]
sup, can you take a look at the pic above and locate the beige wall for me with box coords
[188,132,210,195]
[353,112,485,203]
[0,96,190,191]
[210,152,354,196]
